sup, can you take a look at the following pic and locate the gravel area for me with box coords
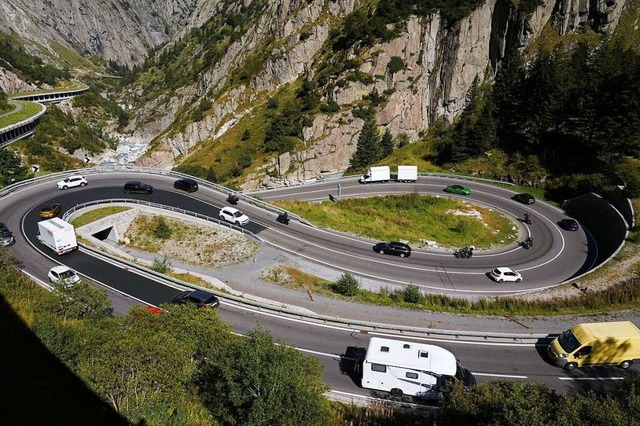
[123,212,259,268]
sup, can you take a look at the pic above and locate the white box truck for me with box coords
[359,166,390,183]
[36,218,78,255]
[360,337,475,399]
[397,165,418,182]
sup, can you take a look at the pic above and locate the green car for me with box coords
[444,184,471,195]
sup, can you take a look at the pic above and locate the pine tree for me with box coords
[349,115,381,170]
[380,128,394,158]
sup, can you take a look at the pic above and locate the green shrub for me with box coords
[387,56,406,74]
[151,256,172,273]
[334,273,359,296]
[402,284,423,304]
[320,99,340,113]
[154,217,172,239]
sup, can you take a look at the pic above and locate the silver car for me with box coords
[0,223,15,247]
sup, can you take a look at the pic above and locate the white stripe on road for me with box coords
[471,372,528,379]
[558,377,625,381]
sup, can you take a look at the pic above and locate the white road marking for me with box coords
[472,372,528,379]
[558,377,625,381]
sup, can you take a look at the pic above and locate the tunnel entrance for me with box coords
[92,227,113,241]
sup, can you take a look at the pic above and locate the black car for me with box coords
[373,242,412,258]
[512,193,535,204]
[172,290,220,308]
[559,218,579,231]
[174,178,198,193]
[123,181,154,194]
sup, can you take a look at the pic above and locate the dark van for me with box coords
[174,178,198,193]
[512,193,535,204]
[123,181,153,194]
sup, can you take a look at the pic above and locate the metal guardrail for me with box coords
[63,198,261,241]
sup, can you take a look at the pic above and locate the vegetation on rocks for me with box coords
[0,33,71,85]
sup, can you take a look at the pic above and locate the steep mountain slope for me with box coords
[0,0,629,189]
[0,0,199,66]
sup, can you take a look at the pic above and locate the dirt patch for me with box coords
[123,212,259,268]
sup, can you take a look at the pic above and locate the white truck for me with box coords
[396,165,418,182]
[36,218,78,255]
[359,165,418,183]
[359,166,391,183]
[360,337,475,399]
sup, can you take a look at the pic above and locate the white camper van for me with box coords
[361,337,475,399]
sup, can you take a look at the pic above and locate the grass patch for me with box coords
[274,193,517,248]
[0,101,44,128]
[167,271,216,287]
[70,206,131,228]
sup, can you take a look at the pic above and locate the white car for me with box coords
[57,175,88,190]
[48,265,82,286]
[489,267,522,283]
[218,206,249,226]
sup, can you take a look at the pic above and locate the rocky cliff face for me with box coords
[135,0,596,189]
[0,0,199,66]
[0,0,629,188]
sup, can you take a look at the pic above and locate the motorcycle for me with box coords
[522,238,533,249]
[227,193,239,205]
[523,213,532,225]
[454,246,474,259]
[276,212,290,225]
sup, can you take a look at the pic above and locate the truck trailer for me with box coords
[548,321,640,370]
[396,165,418,182]
[360,337,475,399]
[36,218,78,255]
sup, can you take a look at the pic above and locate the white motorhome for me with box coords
[36,218,78,255]
[361,337,475,399]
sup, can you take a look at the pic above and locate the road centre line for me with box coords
[471,372,528,379]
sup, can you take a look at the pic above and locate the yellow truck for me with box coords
[548,321,640,371]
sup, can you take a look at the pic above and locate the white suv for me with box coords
[489,267,522,283]
[48,266,82,286]
[57,175,88,190]
[219,206,249,226]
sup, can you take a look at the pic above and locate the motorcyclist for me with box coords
[523,213,531,224]
[525,237,533,249]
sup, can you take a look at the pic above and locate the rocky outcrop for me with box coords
[132,0,630,189]
[0,67,37,93]
[554,0,627,34]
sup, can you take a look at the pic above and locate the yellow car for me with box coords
[39,203,61,219]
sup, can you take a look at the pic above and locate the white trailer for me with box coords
[36,218,78,255]
[359,166,390,183]
[397,165,418,182]
[361,337,475,399]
